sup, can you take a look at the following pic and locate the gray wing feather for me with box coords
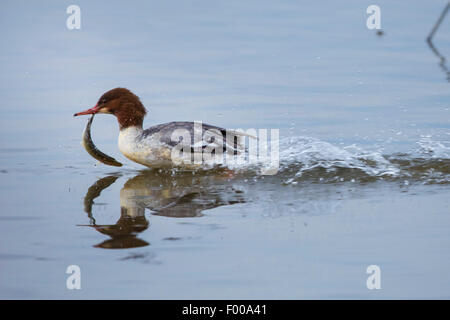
[142,121,250,153]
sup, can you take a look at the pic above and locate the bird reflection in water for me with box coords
[79,169,247,249]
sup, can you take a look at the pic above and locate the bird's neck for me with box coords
[118,126,144,144]
[116,111,144,130]
[118,125,145,163]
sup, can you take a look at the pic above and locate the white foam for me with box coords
[416,136,450,159]
[279,136,400,183]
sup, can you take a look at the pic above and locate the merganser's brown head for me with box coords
[74,88,147,130]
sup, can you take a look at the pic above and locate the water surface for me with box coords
[0,0,449,299]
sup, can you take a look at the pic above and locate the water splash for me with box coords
[416,135,450,159]
[276,136,450,185]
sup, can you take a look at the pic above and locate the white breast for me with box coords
[118,126,172,167]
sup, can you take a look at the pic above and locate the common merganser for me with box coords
[74,88,247,168]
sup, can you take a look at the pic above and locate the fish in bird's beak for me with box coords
[73,104,101,117]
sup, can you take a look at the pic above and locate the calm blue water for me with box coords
[0,0,449,299]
